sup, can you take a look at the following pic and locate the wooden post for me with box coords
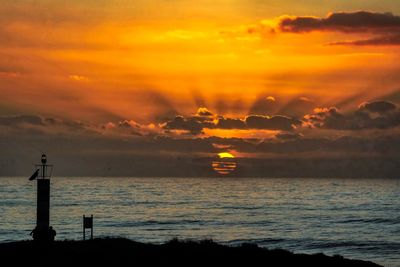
[90,215,93,240]
[83,215,86,240]
[83,214,93,240]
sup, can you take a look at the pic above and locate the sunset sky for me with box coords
[1,0,400,177]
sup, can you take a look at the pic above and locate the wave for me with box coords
[227,237,287,245]
[227,237,400,254]
[104,219,207,228]
[302,239,400,253]
[337,217,400,224]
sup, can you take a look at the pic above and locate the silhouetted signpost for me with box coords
[83,215,93,240]
[29,154,55,241]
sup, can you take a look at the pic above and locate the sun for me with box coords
[212,152,237,175]
[218,152,235,159]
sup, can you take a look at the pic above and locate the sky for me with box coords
[1,0,400,177]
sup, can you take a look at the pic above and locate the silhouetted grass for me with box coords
[0,238,381,266]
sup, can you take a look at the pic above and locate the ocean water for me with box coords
[0,177,399,266]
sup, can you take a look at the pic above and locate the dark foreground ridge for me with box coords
[0,238,381,267]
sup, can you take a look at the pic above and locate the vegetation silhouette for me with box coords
[29,226,56,242]
[0,238,381,266]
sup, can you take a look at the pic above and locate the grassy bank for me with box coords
[0,238,381,266]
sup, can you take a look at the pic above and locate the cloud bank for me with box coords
[278,11,400,33]
[304,101,400,130]
[1,96,400,177]
[242,11,400,46]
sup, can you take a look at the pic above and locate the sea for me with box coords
[0,177,399,266]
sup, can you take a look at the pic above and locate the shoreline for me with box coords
[0,237,382,266]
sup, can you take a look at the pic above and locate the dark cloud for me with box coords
[275,132,303,140]
[304,101,400,130]
[279,11,400,33]
[245,115,300,131]
[0,115,44,126]
[60,120,88,131]
[277,11,400,46]
[304,107,355,130]
[216,117,246,129]
[359,101,396,114]
[329,34,400,46]
[118,120,140,129]
[43,117,58,125]
[161,110,301,134]
[0,115,93,134]
[162,115,205,135]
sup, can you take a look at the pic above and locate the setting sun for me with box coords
[218,152,235,159]
[213,152,237,175]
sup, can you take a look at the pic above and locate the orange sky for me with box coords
[2,1,400,176]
